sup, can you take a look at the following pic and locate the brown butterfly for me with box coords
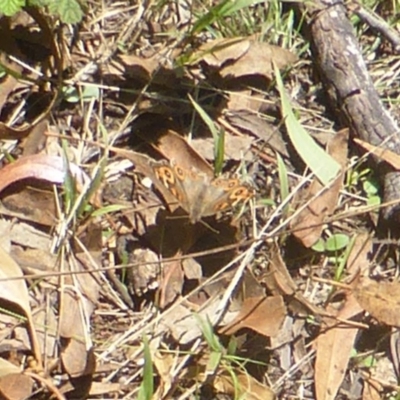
[151,160,254,223]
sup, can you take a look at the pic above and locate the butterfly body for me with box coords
[152,161,253,223]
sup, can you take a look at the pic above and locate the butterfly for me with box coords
[151,160,254,223]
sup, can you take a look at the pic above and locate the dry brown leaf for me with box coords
[0,220,51,251]
[198,37,297,80]
[182,257,203,280]
[88,381,123,397]
[224,109,289,157]
[154,129,214,177]
[346,232,372,277]
[362,379,383,400]
[0,11,60,140]
[190,134,254,162]
[214,370,275,400]
[291,128,349,247]
[0,245,42,366]
[315,294,363,400]
[0,373,33,400]
[0,75,20,112]
[59,288,94,376]
[0,358,21,376]
[158,256,185,309]
[220,41,297,80]
[153,351,175,398]
[199,37,251,67]
[220,295,286,337]
[0,185,56,227]
[354,137,400,169]
[119,54,180,88]
[354,279,400,327]
[264,242,328,317]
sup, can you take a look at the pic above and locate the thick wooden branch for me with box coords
[305,0,400,221]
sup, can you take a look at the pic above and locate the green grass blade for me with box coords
[137,336,154,400]
[275,64,341,185]
[189,94,224,174]
[276,152,289,211]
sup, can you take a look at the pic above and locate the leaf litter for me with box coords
[0,2,399,399]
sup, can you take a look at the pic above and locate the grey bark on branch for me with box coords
[303,0,400,221]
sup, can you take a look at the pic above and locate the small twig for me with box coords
[348,0,400,53]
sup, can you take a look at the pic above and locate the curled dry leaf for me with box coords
[0,154,89,196]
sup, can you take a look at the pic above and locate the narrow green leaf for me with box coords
[61,141,77,215]
[137,336,154,400]
[188,94,224,173]
[75,157,106,218]
[277,152,289,210]
[195,315,222,352]
[275,65,341,185]
[333,235,355,281]
[91,204,130,217]
[214,129,225,175]
[191,0,267,34]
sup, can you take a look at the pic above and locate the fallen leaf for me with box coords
[214,370,275,400]
[154,129,214,177]
[315,294,363,400]
[0,245,42,366]
[354,137,400,169]
[158,256,185,309]
[190,134,254,162]
[119,54,180,87]
[153,351,175,398]
[0,154,88,196]
[362,379,382,400]
[0,185,57,226]
[0,358,21,376]
[220,296,286,337]
[0,219,51,251]
[224,109,289,157]
[59,283,95,377]
[197,37,297,80]
[291,128,349,247]
[0,373,33,400]
[346,232,372,277]
[354,279,400,327]
[264,242,328,317]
